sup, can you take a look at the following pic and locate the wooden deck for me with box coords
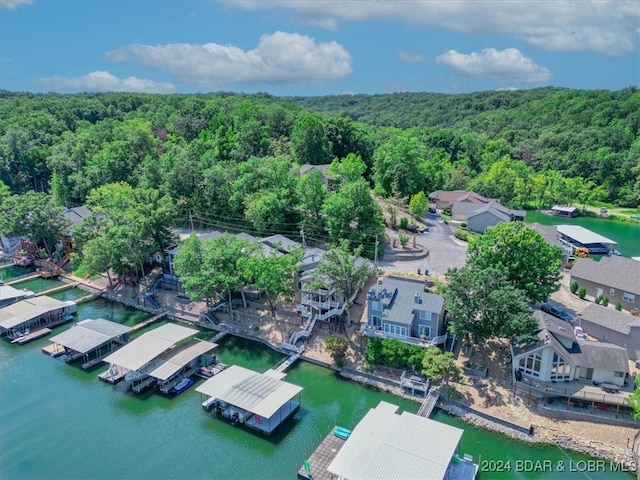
[297,430,346,480]
[11,328,52,344]
[98,365,129,384]
[42,342,65,357]
[417,390,440,418]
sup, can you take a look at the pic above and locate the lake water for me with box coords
[0,305,634,479]
[0,264,35,281]
[526,211,640,258]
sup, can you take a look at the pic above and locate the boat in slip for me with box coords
[172,377,194,394]
[332,426,351,440]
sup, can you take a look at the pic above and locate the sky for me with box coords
[0,0,638,96]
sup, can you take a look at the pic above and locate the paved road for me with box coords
[379,213,467,277]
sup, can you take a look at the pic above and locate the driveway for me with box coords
[379,213,467,278]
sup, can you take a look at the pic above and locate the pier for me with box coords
[131,312,168,332]
[273,353,301,373]
[11,328,52,344]
[417,390,440,418]
[36,282,79,297]
[4,273,40,285]
[297,430,346,480]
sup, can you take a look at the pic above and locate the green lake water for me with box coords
[48,287,89,302]
[526,211,640,258]
[8,277,62,293]
[0,265,35,281]
[0,316,633,480]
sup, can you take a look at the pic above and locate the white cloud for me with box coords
[34,71,176,94]
[221,0,639,55]
[397,50,423,64]
[0,0,33,10]
[436,48,552,84]
[105,31,352,88]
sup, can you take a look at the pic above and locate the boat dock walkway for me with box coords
[42,342,65,357]
[209,330,228,343]
[417,390,440,418]
[297,430,346,480]
[131,312,168,332]
[99,365,130,384]
[36,282,79,297]
[4,273,40,285]
[11,328,52,344]
[274,353,301,373]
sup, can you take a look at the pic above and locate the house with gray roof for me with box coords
[569,256,640,309]
[577,304,640,361]
[361,276,447,347]
[429,190,490,212]
[513,311,629,388]
[466,201,525,233]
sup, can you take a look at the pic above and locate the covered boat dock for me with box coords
[557,225,618,254]
[0,295,76,343]
[47,318,132,368]
[100,323,216,393]
[0,284,35,308]
[197,365,302,436]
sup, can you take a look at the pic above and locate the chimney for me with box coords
[414,293,420,304]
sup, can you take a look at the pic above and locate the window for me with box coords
[623,292,635,303]
[614,371,624,378]
[383,324,407,337]
[371,315,381,327]
[371,301,383,311]
[418,325,431,338]
[518,353,541,377]
[610,288,615,296]
[550,352,571,380]
[419,310,431,321]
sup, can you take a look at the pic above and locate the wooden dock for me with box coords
[417,390,440,417]
[11,328,52,344]
[131,312,168,332]
[4,273,40,285]
[37,282,79,297]
[274,354,300,373]
[42,342,65,357]
[297,430,346,480]
[99,365,129,384]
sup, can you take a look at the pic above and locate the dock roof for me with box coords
[328,401,463,480]
[0,296,74,330]
[144,339,217,381]
[0,284,35,303]
[48,318,132,354]
[196,365,302,419]
[102,323,198,372]
[557,225,617,246]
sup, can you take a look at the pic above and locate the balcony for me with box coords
[300,294,341,310]
[360,325,447,348]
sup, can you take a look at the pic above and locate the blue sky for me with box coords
[1,0,638,95]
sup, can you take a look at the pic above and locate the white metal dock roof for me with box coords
[143,339,217,381]
[0,285,35,303]
[557,225,617,246]
[102,323,198,372]
[328,401,463,480]
[0,296,75,330]
[195,365,303,418]
[48,318,132,354]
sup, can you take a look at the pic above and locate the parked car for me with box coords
[541,303,573,322]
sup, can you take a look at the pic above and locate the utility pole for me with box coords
[374,235,379,266]
[300,228,307,249]
[189,210,195,232]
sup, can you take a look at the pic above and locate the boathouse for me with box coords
[0,295,76,343]
[0,284,35,308]
[551,206,578,217]
[556,225,618,254]
[321,401,477,480]
[101,323,217,393]
[47,318,132,368]
[197,365,302,436]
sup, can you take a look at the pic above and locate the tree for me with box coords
[629,377,640,421]
[309,240,378,325]
[398,231,410,248]
[373,132,428,197]
[322,179,384,253]
[408,191,428,217]
[172,234,208,302]
[290,113,332,165]
[296,169,327,231]
[243,247,304,316]
[466,222,563,303]
[325,336,349,367]
[328,153,367,185]
[421,348,461,385]
[444,266,537,353]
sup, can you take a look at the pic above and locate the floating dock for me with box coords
[42,342,65,357]
[11,328,52,344]
[297,430,346,480]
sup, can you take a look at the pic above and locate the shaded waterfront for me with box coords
[0,310,634,479]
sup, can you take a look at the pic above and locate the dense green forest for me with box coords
[0,87,638,267]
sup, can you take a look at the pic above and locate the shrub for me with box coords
[616,302,622,311]
[602,296,610,307]
[454,229,468,241]
[399,217,409,229]
[595,295,602,305]
[461,222,467,228]
[578,287,587,299]
[570,281,579,294]
[325,336,349,367]
[398,231,410,248]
